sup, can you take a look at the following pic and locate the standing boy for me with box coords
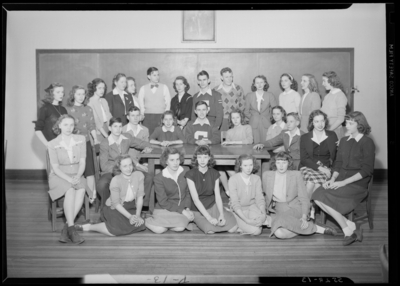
[191,70,223,129]
[213,67,246,131]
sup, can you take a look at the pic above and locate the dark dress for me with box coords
[185,167,236,233]
[170,92,193,121]
[34,101,68,141]
[311,135,375,215]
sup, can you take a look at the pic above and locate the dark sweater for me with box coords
[170,92,193,121]
[34,101,68,141]
[184,120,221,145]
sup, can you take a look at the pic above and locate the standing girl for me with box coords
[320,71,348,140]
[312,111,375,246]
[66,85,99,201]
[87,78,112,140]
[185,146,237,234]
[104,73,135,126]
[262,152,336,239]
[145,148,194,234]
[35,83,68,147]
[138,67,171,135]
[244,75,278,144]
[149,110,186,146]
[126,77,141,108]
[48,114,93,244]
[74,154,146,236]
[170,76,193,129]
[299,110,338,219]
[299,74,322,133]
[278,73,302,114]
[228,154,267,235]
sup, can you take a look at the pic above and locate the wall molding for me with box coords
[5,169,388,182]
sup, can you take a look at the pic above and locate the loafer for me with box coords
[68,226,85,244]
[343,228,363,246]
[59,224,70,243]
[316,222,338,236]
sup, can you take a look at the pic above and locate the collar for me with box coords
[283,89,294,95]
[273,121,286,130]
[311,130,328,145]
[285,128,301,137]
[197,88,212,97]
[57,135,80,149]
[193,118,210,126]
[216,83,236,91]
[162,166,184,181]
[108,134,128,146]
[126,123,143,134]
[347,133,364,142]
[112,88,127,96]
[255,91,264,99]
[162,125,175,132]
[331,88,341,94]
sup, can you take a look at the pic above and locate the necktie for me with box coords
[151,84,159,89]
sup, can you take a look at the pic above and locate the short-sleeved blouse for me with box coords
[185,167,220,212]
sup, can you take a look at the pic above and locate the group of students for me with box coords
[34,66,375,248]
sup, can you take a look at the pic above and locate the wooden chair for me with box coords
[320,176,374,229]
[221,131,227,143]
[46,149,90,232]
[379,244,389,283]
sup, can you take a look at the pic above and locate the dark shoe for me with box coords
[67,226,85,244]
[74,220,93,232]
[59,224,70,243]
[142,206,149,212]
[316,222,338,236]
[342,228,363,246]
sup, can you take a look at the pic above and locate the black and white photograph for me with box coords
[3,4,393,284]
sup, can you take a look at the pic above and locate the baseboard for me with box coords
[5,169,47,181]
[5,168,388,182]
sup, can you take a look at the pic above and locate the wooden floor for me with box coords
[5,179,388,283]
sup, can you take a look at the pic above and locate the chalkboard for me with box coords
[36,48,354,113]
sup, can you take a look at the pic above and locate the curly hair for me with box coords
[302,74,320,94]
[308,109,329,132]
[160,110,177,127]
[270,151,296,171]
[251,75,270,92]
[322,71,347,95]
[173,76,190,93]
[228,109,246,128]
[111,73,127,90]
[270,105,287,124]
[234,154,260,174]
[67,85,89,107]
[43,82,64,105]
[112,154,137,176]
[160,147,185,168]
[87,78,107,98]
[191,145,216,168]
[52,114,78,135]
[345,111,371,135]
[126,77,137,95]
[279,73,298,92]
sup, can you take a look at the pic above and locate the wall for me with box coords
[5,5,387,169]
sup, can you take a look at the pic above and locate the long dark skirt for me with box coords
[100,200,146,236]
[84,140,95,177]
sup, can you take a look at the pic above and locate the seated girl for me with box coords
[312,111,375,246]
[149,110,186,146]
[74,154,146,236]
[47,114,93,244]
[299,110,338,219]
[185,146,237,234]
[145,148,194,233]
[263,151,337,239]
[228,154,266,235]
[219,109,253,196]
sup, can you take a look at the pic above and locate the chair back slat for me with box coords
[221,131,227,143]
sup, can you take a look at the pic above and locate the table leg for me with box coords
[148,159,155,176]
[257,159,262,176]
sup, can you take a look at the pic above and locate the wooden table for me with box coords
[139,144,270,213]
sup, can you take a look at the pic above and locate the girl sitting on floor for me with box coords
[262,151,337,239]
[74,154,146,236]
[185,146,237,234]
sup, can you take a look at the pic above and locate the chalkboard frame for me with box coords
[36,48,354,116]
